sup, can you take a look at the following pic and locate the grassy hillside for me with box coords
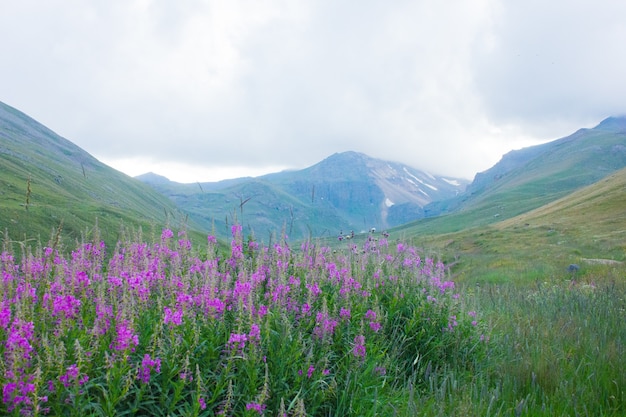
[401,166,626,284]
[0,101,195,248]
[421,118,626,233]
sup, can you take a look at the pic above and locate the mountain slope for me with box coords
[414,116,626,234]
[138,151,469,241]
[407,166,626,284]
[0,101,189,246]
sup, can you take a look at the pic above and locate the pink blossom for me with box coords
[110,320,139,352]
[164,306,183,326]
[353,335,366,358]
[198,397,207,410]
[138,354,161,384]
[246,402,266,414]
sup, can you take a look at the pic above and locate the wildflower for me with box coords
[228,333,248,354]
[369,321,382,332]
[138,354,161,384]
[339,307,351,320]
[59,364,89,388]
[313,312,338,340]
[198,397,207,410]
[178,239,192,250]
[307,365,315,379]
[110,320,139,352]
[231,224,243,238]
[352,335,366,359]
[248,323,261,344]
[52,294,82,319]
[306,282,322,297]
[161,229,174,240]
[246,402,266,414]
[164,306,184,326]
[256,305,269,318]
[0,301,11,329]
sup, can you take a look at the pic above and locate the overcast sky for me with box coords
[2,1,625,182]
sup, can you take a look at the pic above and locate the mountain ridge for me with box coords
[137,150,470,240]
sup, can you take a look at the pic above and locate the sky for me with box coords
[2,0,626,183]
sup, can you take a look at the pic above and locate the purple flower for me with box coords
[246,402,266,414]
[231,224,243,238]
[59,364,89,388]
[5,319,35,361]
[352,335,366,358]
[313,312,338,340]
[164,306,183,326]
[228,333,248,353]
[198,397,207,410]
[161,229,174,240]
[138,354,161,384]
[306,282,322,296]
[248,323,261,344]
[0,301,11,329]
[369,321,382,332]
[110,320,139,352]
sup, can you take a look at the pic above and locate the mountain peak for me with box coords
[135,172,172,184]
[594,116,626,132]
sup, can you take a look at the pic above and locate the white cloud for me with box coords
[1,0,624,182]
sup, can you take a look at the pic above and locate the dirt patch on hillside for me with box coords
[581,258,624,266]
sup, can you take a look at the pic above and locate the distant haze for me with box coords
[1,1,625,183]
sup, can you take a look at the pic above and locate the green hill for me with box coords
[0,101,193,248]
[403,167,626,283]
[409,116,626,236]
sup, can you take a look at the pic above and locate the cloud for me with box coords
[1,0,624,183]
[472,0,626,135]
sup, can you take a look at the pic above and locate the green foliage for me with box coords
[0,226,483,416]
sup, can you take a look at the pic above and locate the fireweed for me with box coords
[0,226,486,416]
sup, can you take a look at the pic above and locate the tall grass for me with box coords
[0,226,484,416]
[471,275,626,416]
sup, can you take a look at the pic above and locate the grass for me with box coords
[1,225,486,416]
[2,219,624,416]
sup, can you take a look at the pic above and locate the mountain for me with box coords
[0,101,190,247]
[138,151,469,241]
[403,116,626,235]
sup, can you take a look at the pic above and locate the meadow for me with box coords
[1,225,488,416]
[2,222,625,416]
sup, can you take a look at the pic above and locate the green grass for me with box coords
[354,168,626,415]
[0,101,204,249]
